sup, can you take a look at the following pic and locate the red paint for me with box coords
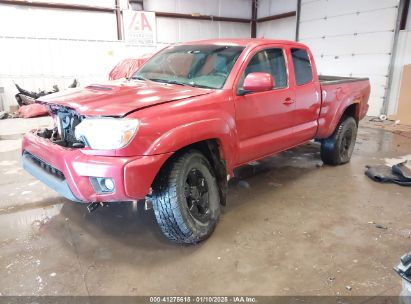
[37,81,213,117]
[243,72,274,92]
[128,12,152,31]
[140,12,152,31]
[108,55,152,80]
[25,39,370,202]
[19,104,49,118]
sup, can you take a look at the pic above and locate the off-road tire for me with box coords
[320,116,358,165]
[152,150,221,244]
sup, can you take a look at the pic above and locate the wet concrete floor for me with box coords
[0,126,410,296]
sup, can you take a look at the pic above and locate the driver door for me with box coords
[234,47,296,165]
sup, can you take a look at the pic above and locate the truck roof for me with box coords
[175,38,308,49]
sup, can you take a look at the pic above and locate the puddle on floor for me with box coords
[0,203,63,240]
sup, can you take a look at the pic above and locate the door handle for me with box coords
[283,97,295,105]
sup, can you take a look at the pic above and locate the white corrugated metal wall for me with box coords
[256,0,297,40]
[0,0,252,111]
[0,37,152,112]
[298,0,400,116]
[0,6,118,40]
[256,0,408,118]
[147,0,251,44]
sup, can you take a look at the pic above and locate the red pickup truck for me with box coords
[22,39,370,244]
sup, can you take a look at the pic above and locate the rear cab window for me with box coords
[239,48,288,91]
[291,48,313,86]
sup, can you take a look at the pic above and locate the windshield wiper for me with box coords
[131,75,149,81]
[153,79,214,89]
[133,76,214,89]
[147,78,188,86]
[188,83,214,89]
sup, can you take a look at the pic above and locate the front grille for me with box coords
[23,152,64,180]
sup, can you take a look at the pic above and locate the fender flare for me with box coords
[144,118,236,169]
[322,97,361,138]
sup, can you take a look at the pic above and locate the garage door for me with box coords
[298,0,400,116]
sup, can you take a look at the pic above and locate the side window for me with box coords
[291,48,313,85]
[266,49,287,88]
[239,48,287,90]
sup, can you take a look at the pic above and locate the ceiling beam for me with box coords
[0,0,114,12]
[155,12,251,23]
[256,11,296,23]
[0,0,296,30]
[155,11,295,24]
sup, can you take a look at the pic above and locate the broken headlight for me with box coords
[75,118,139,150]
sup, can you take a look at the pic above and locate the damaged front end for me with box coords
[36,105,85,148]
[21,101,158,206]
[36,104,139,151]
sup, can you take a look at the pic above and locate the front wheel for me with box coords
[152,151,221,244]
[320,116,358,165]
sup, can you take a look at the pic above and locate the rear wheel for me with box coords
[152,151,221,244]
[320,116,358,165]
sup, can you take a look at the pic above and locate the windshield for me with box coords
[132,45,245,89]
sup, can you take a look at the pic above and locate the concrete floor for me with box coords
[0,118,410,296]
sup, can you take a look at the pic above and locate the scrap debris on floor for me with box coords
[1,80,79,120]
[362,116,411,139]
[14,80,78,107]
[365,161,411,186]
[0,111,19,120]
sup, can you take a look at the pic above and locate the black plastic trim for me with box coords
[22,152,83,203]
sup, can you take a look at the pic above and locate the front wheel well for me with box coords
[153,139,228,205]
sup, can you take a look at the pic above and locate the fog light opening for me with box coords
[103,178,115,191]
[90,177,115,194]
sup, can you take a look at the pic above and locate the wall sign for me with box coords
[123,11,156,46]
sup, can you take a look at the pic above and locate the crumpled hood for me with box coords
[37,79,214,117]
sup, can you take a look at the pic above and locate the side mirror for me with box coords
[241,72,274,94]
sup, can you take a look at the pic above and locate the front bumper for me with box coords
[22,131,172,203]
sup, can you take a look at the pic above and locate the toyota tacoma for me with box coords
[22,39,370,244]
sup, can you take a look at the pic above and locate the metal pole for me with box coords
[295,0,302,41]
[115,0,123,40]
[251,0,257,38]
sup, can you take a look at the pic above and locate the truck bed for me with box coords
[316,75,371,139]
[319,75,369,85]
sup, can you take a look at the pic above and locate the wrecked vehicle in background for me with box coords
[21,39,370,244]
[15,79,78,106]
[15,83,58,107]
[108,54,152,80]
[13,80,78,118]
